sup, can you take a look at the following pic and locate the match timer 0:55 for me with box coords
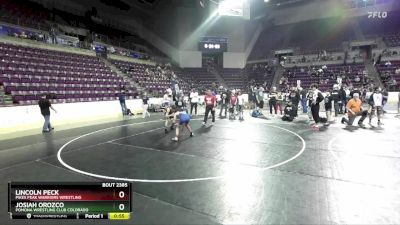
[109,212,130,220]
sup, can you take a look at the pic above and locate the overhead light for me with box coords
[264,0,269,2]
[218,0,245,16]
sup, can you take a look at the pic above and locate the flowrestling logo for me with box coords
[368,11,388,19]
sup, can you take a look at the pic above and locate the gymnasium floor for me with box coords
[1,110,400,225]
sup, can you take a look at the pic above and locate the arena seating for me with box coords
[383,34,400,47]
[286,63,366,91]
[0,0,49,30]
[248,18,355,61]
[298,48,343,56]
[169,67,190,94]
[180,68,219,93]
[111,60,169,96]
[0,42,134,105]
[376,61,400,90]
[245,63,275,89]
[110,59,190,95]
[218,68,246,90]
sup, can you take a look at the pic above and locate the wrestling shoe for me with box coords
[171,137,179,142]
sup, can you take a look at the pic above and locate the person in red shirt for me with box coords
[203,90,217,125]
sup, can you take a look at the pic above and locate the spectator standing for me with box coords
[276,92,284,115]
[163,89,172,107]
[268,87,277,116]
[203,90,217,126]
[118,91,127,116]
[382,88,389,113]
[310,84,324,130]
[237,91,245,121]
[257,86,266,115]
[175,92,186,111]
[142,93,150,118]
[219,89,229,118]
[300,87,308,113]
[38,94,57,133]
[324,92,333,124]
[331,84,342,115]
[189,89,199,116]
[368,87,384,126]
[339,86,347,113]
[289,87,300,117]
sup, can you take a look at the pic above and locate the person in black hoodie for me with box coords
[282,101,295,122]
[339,86,347,114]
[268,87,278,115]
[175,92,186,111]
[38,94,57,133]
[331,84,342,116]
[289,87,300,117]
[324,92,333,124]
[382,88,389,113]
[310,84,324,129]
[350,87,362,99]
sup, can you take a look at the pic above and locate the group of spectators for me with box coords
[8,29,46,42]
[286,51,342,65]
[279,65,375,92]
[374,49,399,59]
[247,81,388,130]
[380,71,397,90]
[375,59,399,91]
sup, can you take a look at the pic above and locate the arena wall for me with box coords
[0,98,161,135]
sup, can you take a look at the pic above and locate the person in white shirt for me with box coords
[237,91,245,120]
[368,87,384,126]
[365,87,374,115]
[163,89,172,107]
[189,89,199,115]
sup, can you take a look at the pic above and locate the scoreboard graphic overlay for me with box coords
[8,182,132,220]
